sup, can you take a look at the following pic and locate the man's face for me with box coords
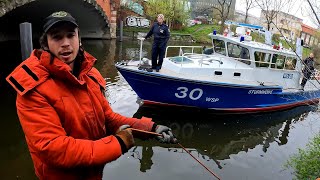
[47,23,79,66]
[157,17,164,24]
[310,54,314,59]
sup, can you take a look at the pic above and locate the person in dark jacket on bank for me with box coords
[301,53,315,89]
[144,14,170,72]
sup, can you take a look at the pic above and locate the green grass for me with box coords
[123,24,220,44]
[251,32,265,43]
[172,24,220,44]
[285,134,320,180]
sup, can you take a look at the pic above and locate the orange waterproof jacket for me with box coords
[6,50,154,180]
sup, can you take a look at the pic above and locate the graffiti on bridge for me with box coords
[126,16,150,28]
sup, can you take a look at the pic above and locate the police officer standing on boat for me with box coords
[144,14,170,72]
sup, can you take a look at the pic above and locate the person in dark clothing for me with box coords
[301,53,315,89]
[145,14,170,72]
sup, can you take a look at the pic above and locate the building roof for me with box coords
[301,24,316,35]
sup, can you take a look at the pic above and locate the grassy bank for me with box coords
[123,24,219,44]
[173,24,220,44]
[285,133,320,179]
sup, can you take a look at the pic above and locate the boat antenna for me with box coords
[130,128,221,180]
[138,37,144,65]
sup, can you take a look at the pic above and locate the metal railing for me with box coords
[164,45,301,71]
[165,46,203,58]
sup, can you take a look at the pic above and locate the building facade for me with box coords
[234,10,261,25]
[189,0,236,19]
[260,10,303,41]
[301,24,319,47]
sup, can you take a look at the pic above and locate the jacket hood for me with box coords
[6,49,97,95]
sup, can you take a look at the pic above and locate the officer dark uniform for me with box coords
[145,14,170,72]
[301,53,315,89]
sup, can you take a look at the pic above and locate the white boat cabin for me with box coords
[162,33,303,90]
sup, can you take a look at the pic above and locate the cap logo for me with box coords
[51,11,68,18]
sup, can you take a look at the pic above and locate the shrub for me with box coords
[285,134,320,180]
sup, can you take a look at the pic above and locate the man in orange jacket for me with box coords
[6,11,176,180]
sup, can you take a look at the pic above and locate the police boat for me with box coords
[115,28,320,113]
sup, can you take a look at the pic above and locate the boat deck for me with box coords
[122,62,279,88]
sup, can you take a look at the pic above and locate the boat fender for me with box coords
[118,61,128,66]
[138,64,153,72]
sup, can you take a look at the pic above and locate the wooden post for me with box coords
[119,20,123,42]
[19,22,33,61]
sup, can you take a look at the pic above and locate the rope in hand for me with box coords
[130,128,221,180]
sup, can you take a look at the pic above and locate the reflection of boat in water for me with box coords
[116,29,320,113]
[131,105,316,165]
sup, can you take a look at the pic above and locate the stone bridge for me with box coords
[0,0,120,41]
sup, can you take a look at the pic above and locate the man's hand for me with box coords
[155,125,178,144]
[115,125,134,153]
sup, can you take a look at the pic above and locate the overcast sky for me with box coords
[235,0,319,28]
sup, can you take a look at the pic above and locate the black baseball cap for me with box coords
[43,11,78,33]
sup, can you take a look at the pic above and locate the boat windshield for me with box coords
[227,42,251,65]
[213,39,226,55]
[170,56,194,64]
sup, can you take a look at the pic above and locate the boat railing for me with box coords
[165,46,299,71]
[165,46,204,58]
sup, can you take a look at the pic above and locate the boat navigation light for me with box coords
[213,30,217,35]
[240,36,245,42]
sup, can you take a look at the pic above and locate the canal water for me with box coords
[1,39,320,180]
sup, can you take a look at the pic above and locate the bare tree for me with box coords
[212,0,233,33]
[255,0,292,31]
[305,0,320,28]
[243,0,256,24]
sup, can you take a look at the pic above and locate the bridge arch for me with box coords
[0,0,117,41]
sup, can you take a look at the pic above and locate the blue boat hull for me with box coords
[116,65,320,112]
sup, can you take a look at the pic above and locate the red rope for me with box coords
[177,143,221,180]
[130,129,221,179]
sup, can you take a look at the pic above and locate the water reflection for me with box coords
[132,105,315,166]
[104,105,319,180]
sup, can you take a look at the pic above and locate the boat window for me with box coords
[254,51,271,68]
[169,56,194,64]
[234,72,241,76]
[284,57,297,70]
[271,54,286,69]
[212,39,226,55]
[227,42,251,65]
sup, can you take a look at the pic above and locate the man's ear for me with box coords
[78,28,82,46]
[43,46,49,51]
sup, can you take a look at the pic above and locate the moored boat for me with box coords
[115,29,320,113]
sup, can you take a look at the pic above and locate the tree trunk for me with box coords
[244,12,248,24]
[220,20,225,34]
